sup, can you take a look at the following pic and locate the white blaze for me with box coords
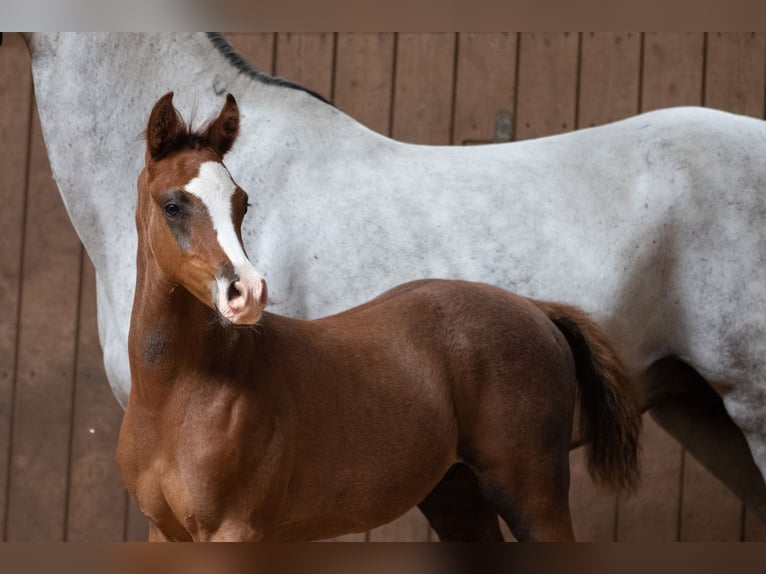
[184,161,250,268]
[184,160,265,323]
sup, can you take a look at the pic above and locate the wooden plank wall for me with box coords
[1,32,766,542]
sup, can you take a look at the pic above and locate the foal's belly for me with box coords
[270,372,459,540]
[272,442,456,541]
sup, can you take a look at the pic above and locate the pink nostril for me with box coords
[227,281,242,303]
[225,279,265,314]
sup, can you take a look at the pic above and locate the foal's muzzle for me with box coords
[215,269,267,325]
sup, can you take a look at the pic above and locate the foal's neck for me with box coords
[130,250,251,387]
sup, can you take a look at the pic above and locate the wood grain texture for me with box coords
[514,32,579,140]
[704,32,766,117]
[569,448,615,541]
[65,257,126,541]
[618,417,684,541]
[744,509,766,541]
[391,33,457,145]
[275,33,335,100]
[680,454,742,541]
[641,33,704,111]
[124,497,149,541]
[5,105,82,541]
[452,33,517,144]
[0,32,33,542]
[578,32,641,127]
[334,33,395,136]
[225,33,276,75]
[3,31,766,542]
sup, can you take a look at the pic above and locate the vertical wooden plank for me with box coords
[514,32,579,141]
[452,33,517,145]
[680,455,742,541]
[334,33,395,136]
[567,32,641,542]
[745,511,766,541]
[704,32,766,117]
[0,32,33,542]
[578,32,642,127]
[5,103,82,541]
[568,448,614,541]
[225,33,276,75]
[641,32,705,111]
[618,32,705,543]
[618,418,683,541]
[65,257,126,541]
[125,497,149,541]
[391,33,457,145]
[275,33,335,100]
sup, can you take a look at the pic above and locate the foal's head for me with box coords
[138,92,267,325]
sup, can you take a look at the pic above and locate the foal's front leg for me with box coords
[203,519,265,542]
[148,522,171,542]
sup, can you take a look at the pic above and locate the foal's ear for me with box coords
[146,92,185,160]
[202,93,239,157]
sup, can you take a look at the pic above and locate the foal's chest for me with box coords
[119,388,287,540]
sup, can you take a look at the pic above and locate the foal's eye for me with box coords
[164,203,182,218]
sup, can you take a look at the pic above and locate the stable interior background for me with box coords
[1,32,766,541]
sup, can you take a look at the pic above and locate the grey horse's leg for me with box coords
[642,358,766,525]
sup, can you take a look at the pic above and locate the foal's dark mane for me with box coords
[206,33,332,106]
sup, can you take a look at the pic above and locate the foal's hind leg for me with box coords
[464,391,576,541]
[471,456,575,542]
[418,464,505,541]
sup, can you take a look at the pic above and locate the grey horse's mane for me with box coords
[206,33,332,105]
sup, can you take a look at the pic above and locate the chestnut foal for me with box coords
[118,92,641,542]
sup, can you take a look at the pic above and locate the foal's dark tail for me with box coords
[533,301,642,494]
